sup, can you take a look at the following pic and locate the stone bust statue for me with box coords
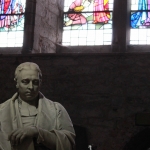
[0,62,75,150]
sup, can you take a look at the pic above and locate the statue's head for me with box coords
[14,62,42,102]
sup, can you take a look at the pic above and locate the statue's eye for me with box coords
[22,79,30,84]
[33,80,39,85]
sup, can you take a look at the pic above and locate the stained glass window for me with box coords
[130,0,150,44]
[0,0,26,47]
[62,0,114,46]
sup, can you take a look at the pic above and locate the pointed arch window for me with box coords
[62,0,114,46]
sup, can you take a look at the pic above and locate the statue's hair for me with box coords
[14,62,42,82]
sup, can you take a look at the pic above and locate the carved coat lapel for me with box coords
[36,93,57,131]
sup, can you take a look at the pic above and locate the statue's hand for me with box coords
[8,126,38,146]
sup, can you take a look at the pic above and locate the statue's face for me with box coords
[17,69,41,102]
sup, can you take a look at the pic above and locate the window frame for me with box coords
[59,0,150,53]
[62,0,114,48]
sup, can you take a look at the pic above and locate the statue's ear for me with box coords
[14,78,18,88]
[40,79,42,85]
[16,84,19,88]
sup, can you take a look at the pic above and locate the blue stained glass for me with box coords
[131,0,150,28]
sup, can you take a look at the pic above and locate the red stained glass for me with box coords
[0,0,26,47]
[63,0,114,46]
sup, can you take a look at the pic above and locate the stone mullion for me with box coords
[22,0,36,54]
[112,0,128,52]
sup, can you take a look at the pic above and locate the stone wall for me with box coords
[1,53,150,149]
[33,0,64,53]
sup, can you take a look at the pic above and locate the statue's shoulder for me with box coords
[43,97,54,104]
[54,102,64,108]
[0,93,18,110]
[40,93,66,112]
[0,99,11,110]
[43,97,64,110]
[39,92,54,104]
[53,101,67,112]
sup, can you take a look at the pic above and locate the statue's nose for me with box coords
[28,81,33,89]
